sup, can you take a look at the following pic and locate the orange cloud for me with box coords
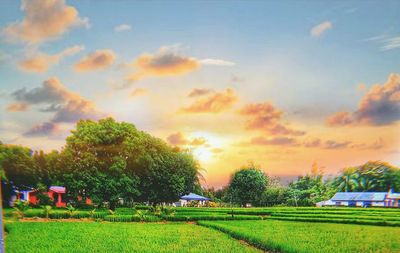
[167,132,207,146]
[239,102,305,136]
[23,122,60,137]
[130,88,148,98]
[126,46,200,84]
[249,136,299,146]
[3,0,89,44]
[187,88,213,98]
[326,73,400,126]
[181,88,238,113]
[74,49,116,72]
[19,45,84,73]
[7,103,30,112]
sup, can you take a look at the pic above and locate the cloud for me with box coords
[130,88,148,98]
[9,77,106,137]
[167,132,188,145]
[51,98,102,123]
[303,138,321,148]
[326,73,400,126]
[126,45,199,83]
[114,24,131,32]
[6,103,30,112]
[239,102,305,136]
[311,21,333,38]
[249,136,299,146]
[323,140,352,149]
[23,122,59,137]
[190,137,207,146]
[199,58,235,66]
[74,49,116,72]
[350,138,384,150]
[381,36,400,51]
[2,0,89,44]
[181,88,238,113]
[302,138,351,150]
[19,45,84,73]
[167,132,207,146]
[11,78,72,104]
[187,88,213,98]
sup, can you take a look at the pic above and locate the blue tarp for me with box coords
[180,193,210,201]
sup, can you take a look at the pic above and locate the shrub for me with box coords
[43,205,52,219]
[13,200,30,219]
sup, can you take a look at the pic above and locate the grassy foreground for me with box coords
[5,222,261,253]
[199,220,400,253]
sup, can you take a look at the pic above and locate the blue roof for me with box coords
[180,193,210,201]
[331,192,387,202]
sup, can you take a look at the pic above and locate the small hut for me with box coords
[48,186,67,207]
[179,193,210,207]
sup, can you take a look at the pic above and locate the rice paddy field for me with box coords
[5,222,261,253]
[4,206,400,252]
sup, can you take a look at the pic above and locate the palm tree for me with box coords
[335,168,359,192]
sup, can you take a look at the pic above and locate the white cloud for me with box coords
[381,36,400,51]
[114,24,131,32]
[199,58,235,66]
[310,21,333,38]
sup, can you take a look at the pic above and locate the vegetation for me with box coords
[227,164,268,206]
[5,222,261,253]
[198,220,400,253]
[1,118,201,209]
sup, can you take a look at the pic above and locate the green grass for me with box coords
[5,222,261,253]
[199,220,400,253]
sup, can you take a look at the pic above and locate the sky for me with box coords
[1,0,400,187]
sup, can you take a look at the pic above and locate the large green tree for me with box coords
[60,118,200,209]
[228,164,268,206]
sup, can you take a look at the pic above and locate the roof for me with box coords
[180,193,210,201]
[331,192,387,202]
[49,186,66,194]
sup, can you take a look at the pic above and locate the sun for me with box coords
[193,147,213,163]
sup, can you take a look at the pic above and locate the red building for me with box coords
[48,186,67,207]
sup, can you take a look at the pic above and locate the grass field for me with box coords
[4,207,400,252]
[5,222,261,253]
[199,220,400,253]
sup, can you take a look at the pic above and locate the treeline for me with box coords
[0,118,201,209]
[203,161,400,207]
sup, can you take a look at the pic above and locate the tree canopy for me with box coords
[228,164,268,206]
[0,118,201,209]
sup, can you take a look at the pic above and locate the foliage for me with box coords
[1,118,201,210]
[333,161,400,192]
[13,200,29,219]
[42,205,52,219]
[286,163,335,206]
[228,164,268,206]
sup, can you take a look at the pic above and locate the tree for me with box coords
[60,118,200,209]
[0,143,38,206]
[228,164,268,206]
[286,162,334,206]
[333,161,400,192]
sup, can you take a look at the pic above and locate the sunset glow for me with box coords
[1,0,400,187]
